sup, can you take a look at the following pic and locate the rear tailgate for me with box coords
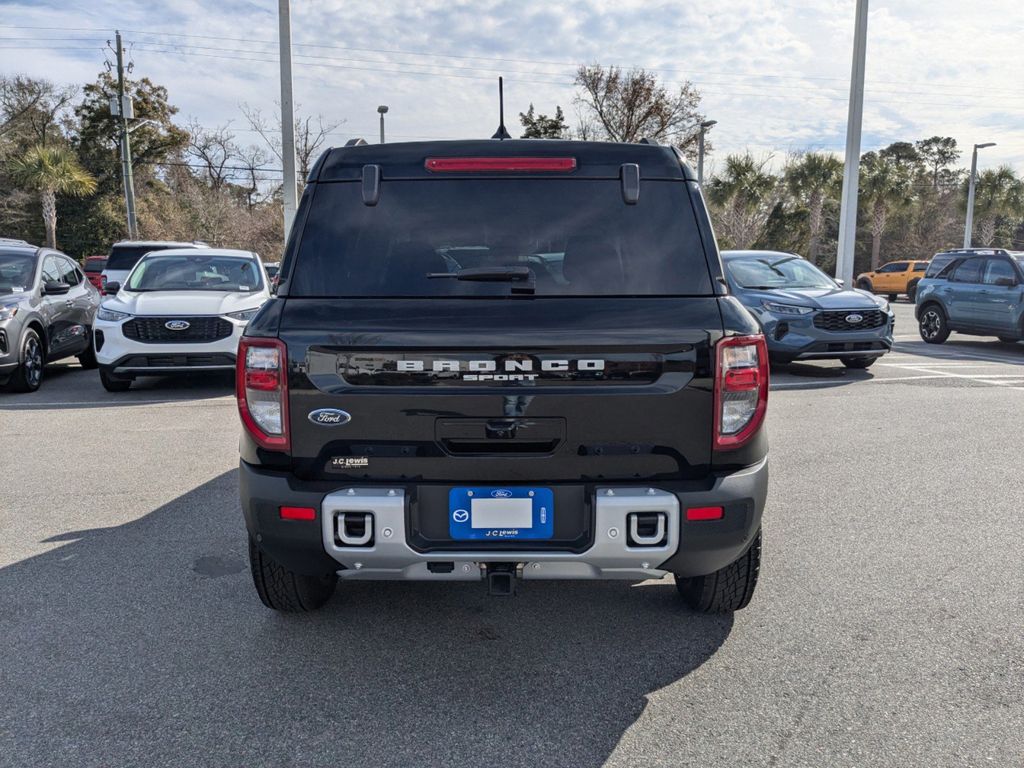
[282,297,721,483]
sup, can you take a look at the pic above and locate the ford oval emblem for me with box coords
[165,320,191,331]
[491,489,513,498]
[845,313,863,324]
[308,408,352,426]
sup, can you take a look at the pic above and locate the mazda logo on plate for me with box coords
[845,314,863,324]
[308,408,352,426]
[165,320,191,331]
[491,489,513,498]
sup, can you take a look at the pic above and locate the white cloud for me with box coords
[1,0,1022,171]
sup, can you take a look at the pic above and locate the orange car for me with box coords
[856,260,929,301]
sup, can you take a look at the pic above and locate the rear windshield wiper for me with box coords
[427,266,535,295]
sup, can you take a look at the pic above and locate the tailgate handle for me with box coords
[485,420,517,439]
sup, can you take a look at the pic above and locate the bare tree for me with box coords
[240,104,343,186]
[186,119,241,190]
[573,65,707,155]
[0,76,77,147]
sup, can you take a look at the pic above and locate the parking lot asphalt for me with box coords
[1,299,1021,768]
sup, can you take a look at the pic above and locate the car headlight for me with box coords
[226,308,261,323]
[762,301,814,316]
[0,304,18,321]
[97,306,132,322]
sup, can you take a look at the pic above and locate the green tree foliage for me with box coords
[859,150,915,268]
[967,167,1024,247]
[785,153,843,265]
[8,144,96,248]
[518,104,569,139]
[706,153,779,249]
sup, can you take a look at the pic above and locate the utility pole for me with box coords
[278,0,299,239]
[964,142,996,248]
[697,119,717,186]
[377,105,389,143]
[835,0,869,287]
[114,31,138,240]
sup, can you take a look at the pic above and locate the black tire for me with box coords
[676,530,761,613]
[249,535,336,612]
[997,336,1019,344]
[99,367,131,392]
[840,356,878,369]
[7,328,45,392]
[919,304,950,344]
[77,332,99,369]
[887,293,898,302]
[857,278,873,292]
[906,280,920,302]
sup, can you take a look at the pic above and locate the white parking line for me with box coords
[1,398,235,409]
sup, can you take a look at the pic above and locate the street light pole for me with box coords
[278,0,298,239]
[114,31,138,240]
[836,0,869,287]
[697,119,717,186]
[377,105,389,144]
[964,142,996,248]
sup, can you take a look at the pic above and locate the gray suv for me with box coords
[0,243,101,392]
[722,250,895,368]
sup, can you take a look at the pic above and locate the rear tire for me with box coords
[887,293,898,302]
[856,278,873,292]
[840,356,877,369]
[919,304,950,344]
[7,328,44,392]
[906,280,920,302]
[249,535,337,612]
[77,333,98,369]
[676,530,761,613]
[99,367,131,392]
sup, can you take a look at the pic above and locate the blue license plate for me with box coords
[449,487,554,540]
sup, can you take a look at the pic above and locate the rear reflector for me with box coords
[280,506,316,521]
[425,157,577,173]
[686,506,724,521]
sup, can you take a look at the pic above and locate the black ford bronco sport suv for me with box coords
[238,139,769,613]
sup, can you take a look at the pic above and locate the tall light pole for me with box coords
[697,119,717,186]
[278,0,298,239]
[836,0,869,287]
[113,31,138,240]
[377,105,389,144]
[964,142,996,248]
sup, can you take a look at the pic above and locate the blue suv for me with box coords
[915,249,1024,344]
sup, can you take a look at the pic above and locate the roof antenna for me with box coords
[491,76,512,140]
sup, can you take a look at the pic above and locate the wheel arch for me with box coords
[22,317,48,359]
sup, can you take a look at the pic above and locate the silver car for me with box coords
[0,242,101,391]
[722,250,895,369]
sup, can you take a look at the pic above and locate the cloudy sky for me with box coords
[2,0,1022,177]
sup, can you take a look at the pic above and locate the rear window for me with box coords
[912,263,927,272]
[290,179,713,297]
[107,245,181,271]
[84,257,106,272]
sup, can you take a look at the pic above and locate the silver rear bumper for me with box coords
[320,486,680,581]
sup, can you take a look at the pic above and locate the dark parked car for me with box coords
[238,139,769,614]
[915,249,1024,344]
[0,242,101,392]
[723,250,895,368]
[100,240,207,294]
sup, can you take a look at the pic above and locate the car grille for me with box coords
[122,316,232,343]
[813,309,886,332]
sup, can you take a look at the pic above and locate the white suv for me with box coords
[94,248,271,391]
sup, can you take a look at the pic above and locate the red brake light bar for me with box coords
[425,157,577,173]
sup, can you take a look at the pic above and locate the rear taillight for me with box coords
[713,335,769,451]
[236,337,289,451]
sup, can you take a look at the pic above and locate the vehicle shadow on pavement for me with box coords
[770,360,875,389]
[0,471,732,768]
[0,368,235,409]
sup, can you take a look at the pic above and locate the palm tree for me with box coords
[970,166,1024,247]
[859,152,913,269]
[785,153,843,264]
[706,153,779,249]
[8,144,96,249]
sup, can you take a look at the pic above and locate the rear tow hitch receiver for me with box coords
[486,563,517,597]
